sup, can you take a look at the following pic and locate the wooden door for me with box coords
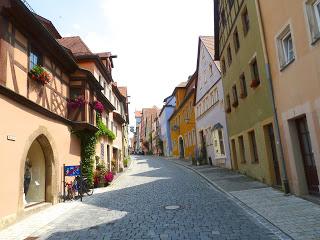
[296,116,319,194]
[266,124,281,186]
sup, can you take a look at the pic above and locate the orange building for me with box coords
[169,73,197,159]
[0,1,128,228]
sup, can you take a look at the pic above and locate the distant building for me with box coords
[169,74,197,160]
[159,94,176,157]
[195,36,231,168]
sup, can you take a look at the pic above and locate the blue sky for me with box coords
[27,0,214,127]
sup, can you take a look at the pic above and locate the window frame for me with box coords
[233,28,240,53]
[239,73,247,98]
[276,25,295,70]
[314,0,320,31]
[28,45,42,71]
[227,45,232,66]
[248,130,259,163]
[231,85,239,108]
[242,7,250,36]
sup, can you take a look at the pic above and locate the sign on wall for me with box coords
[64,165,80,176]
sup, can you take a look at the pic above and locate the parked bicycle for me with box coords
[76,176,93,196]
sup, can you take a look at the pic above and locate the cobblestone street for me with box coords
[1,156,292,240]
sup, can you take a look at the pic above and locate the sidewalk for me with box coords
[0,159,135,240]
[170,158,320,240]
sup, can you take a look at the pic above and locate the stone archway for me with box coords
[17,127,58,213]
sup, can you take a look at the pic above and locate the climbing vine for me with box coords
[73,130,97,186]
[73,114,116,185]
[96,116,116,140]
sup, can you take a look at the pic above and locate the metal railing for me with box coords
[20,0,36,14]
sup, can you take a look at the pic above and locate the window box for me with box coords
[250,79,260,89]
[67,95,86,110]
[29,65,51,86]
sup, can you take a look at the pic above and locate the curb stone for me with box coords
[170,160,294,240]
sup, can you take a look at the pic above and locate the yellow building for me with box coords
[169,73,197,160]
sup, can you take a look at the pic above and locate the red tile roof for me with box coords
[135,111,142,118]
[118,87,127,97]
[58,36,92,56]
[199,36,220,71]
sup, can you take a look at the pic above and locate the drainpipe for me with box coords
[255,0,290,194]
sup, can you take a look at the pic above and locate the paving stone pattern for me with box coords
[24,156,282,240]
[171,158,320,240]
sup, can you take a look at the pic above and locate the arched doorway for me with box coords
[179,137,185,159]
[23,135,55,207]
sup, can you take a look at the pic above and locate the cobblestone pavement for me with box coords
[1,156,290,240]
[170,158,320,240]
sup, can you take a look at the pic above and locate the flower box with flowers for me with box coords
[67,96,86,110]
[250,79,260,89]
[91,100,104,114]
[29,65,51,86]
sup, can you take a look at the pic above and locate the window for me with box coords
[111,121,114,132]
[99,75,102,85]
[238,135,246,163]
[250,58,260,88]
[29,46,41,70]
[209,63,213,76]
[277,26,295,68]
[248,130,259,163]
[239,73,247,98]
[221,58,226,74]
[192,129,196,145]
[227,45,232,66]
[242,7,250,35]
[233,28,240,52]
[225,94,231,113]
[221,10,227,27]
[305,0,320,42]
[232,85,238,107]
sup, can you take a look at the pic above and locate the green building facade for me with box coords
[214,0,282,186]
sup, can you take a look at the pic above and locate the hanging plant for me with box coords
[91,100,104,114]
[67,95,86,110]
[29,65,51,85]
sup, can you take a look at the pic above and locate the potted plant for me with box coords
[104,171,114,185]
[29,65,51,85]
[67,95,86,110]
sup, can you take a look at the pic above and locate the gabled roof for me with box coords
[58,36,92,56]
[35,14,61,39]
[200,36,215,60]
